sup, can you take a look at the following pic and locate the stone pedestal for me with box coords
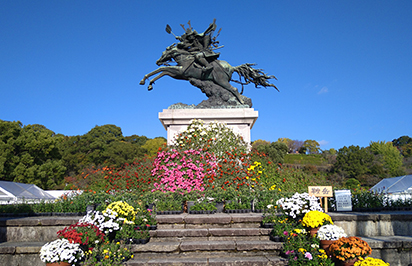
[159,108,259,145]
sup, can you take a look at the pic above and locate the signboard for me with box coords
[308,186,333,212]
[308,186,333,197]
[334,190,352,212]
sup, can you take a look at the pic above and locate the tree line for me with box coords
[0,120,165,190]
[252,136,412,187]
[1,119,410,190]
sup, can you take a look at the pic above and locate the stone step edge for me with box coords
[150,228,272,238]
[132,240,282,253]
[156,213,263,225]
[124,255,288,266]
[1,236,412,254]
[3,212,412,227]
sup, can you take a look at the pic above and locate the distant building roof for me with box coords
[0,181,56,202]
[370,175,412,194]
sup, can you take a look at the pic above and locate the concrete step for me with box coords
[124,254,288,266]
[2,235,412,266]
[132,240,282,254]
[150,228,272,242]
[156,213,263,229]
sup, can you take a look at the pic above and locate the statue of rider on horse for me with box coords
[140,19,278,108]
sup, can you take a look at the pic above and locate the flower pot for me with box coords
[131,238,141,244]
[270,235,284,242]
[261,223,274,228]
[187,201,195,212]
[86,204,95,213]
[337,258,358,266]
[307,227,320,237]
[320,239,336,256]
[149,225,157,230]
[46,262,71,266]
[216,202,224,213]
[146,203,155,210]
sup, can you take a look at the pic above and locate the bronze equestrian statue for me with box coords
[140,19,278,108]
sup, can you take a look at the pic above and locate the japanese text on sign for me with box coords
[308,186,333,197]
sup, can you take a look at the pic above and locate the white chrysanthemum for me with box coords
[39,239,84,264]
[317,224,347,240]
[79,210,120,234]
[276,192,323,218]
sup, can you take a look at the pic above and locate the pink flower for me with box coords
[304,252,312,260]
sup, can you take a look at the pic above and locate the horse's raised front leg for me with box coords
[147,72,172,90]
[144,66,183,90]
[139,68,164,86]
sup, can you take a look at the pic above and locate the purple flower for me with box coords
[304,252,312,260]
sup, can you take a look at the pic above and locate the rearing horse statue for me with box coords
[140,44,249,104]
[140,20,278,106]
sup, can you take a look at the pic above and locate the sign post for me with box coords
[308,186,333,212]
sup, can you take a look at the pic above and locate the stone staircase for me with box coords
[1,212,412,266]
[125,213,287,266]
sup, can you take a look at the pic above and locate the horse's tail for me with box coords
[233,63,278,94]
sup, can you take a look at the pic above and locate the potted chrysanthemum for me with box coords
[354,257,389,266]
[57,222,105,250]
[39,238,84,266]
[329,236,372,266]
[79,210,120,238]
[276,192,323,219]
[103,201,138,224]
[317,224,347,255]
[301,210,333,236]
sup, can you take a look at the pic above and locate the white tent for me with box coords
[0,180,55,203]
[371,175,412,194]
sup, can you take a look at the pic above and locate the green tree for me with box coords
[369,141,405,177]
[255,141,288,164]
[103,141,146,167]
[277,138,295,153]
[333,145,374,180]
[124,134,149,146]
[302,140,320,154]
[0,120,22,181]
[392,136,412,158]
[251,139,270,151]
[0,120,66,189]
[58,125,147,176]
[322,148,337,164]
[141,137,167,156]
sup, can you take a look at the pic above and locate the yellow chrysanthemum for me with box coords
[301,210,333,228]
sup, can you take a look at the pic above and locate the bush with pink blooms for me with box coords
[151,149,218,193]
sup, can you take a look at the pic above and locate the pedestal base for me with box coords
[159,108,258,145]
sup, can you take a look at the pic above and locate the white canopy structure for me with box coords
[0,180,55,203]
[371,175,412,194]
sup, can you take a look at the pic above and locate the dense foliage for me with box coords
[0,120,66,189]
[0,120,165,189]
[1,118,410,191]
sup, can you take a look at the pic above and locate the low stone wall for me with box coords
[0,216,79,242]
[330,212,412,237]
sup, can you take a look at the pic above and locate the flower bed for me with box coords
[40,200,155,266]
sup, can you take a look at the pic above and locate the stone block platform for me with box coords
[1,212,412,266]
[158,108,259,145]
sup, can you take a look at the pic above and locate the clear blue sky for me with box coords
[1,1,411,151]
